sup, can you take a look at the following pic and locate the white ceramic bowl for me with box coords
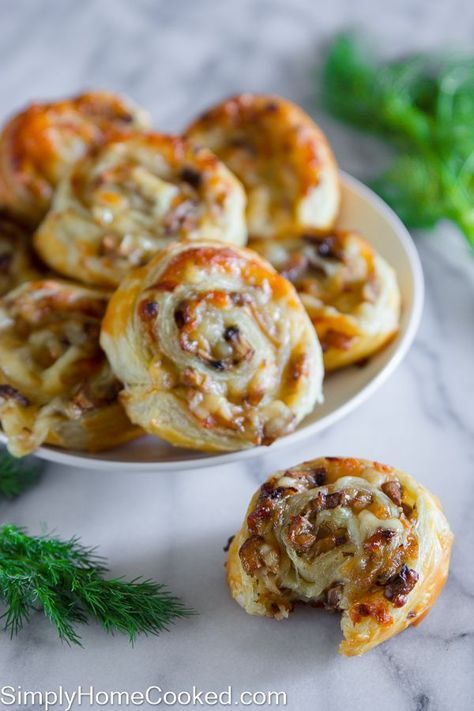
[1,173,423,471]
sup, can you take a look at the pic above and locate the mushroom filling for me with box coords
[239,470,418,615]
[175,297,255,371]
[89,158,205,266]
[257,233,379,315]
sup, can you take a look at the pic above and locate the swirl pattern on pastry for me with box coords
[186,93,340,239]
[250,230,401,370]
[0,91,149,224]
[0,279,141,457]
[100,241,323,451]
[227,457,453,656]
[0,213,43,296]
[34,133,247,287]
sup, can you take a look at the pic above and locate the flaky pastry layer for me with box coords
[186,93,340,239]
[101,241,323,451]
[34,133,247,287]
[0,213,44,297]
[0,91,149,224]
[250,230,401,370]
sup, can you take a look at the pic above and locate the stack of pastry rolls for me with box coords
[0,90,400,456]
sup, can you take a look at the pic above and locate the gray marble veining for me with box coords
[0,1,473,709]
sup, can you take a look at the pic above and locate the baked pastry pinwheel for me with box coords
[227,457,453,656]
[0,91,149,224]
[100,241,323,451]
[0,279,141,457]
[186,93,340,239]
[250,230,401,370]
[0,213,43,296]
[34,133,247,287]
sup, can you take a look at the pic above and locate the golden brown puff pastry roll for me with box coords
[0,279,142,457]
[0,213,44,296]
[0,91,149,224]
[34,133,247,288]
[227,457,453,656]
[186,93,340,239]
[250,230,401,371]
[100,241,323,451]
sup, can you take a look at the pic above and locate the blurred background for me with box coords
[2,0,472,165]
[3,0,474,241]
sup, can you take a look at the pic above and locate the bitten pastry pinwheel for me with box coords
[186,93,340,239]
[0,213,43,297]
[227,457,453,656]
[0,279,141,457]
[0,91,149,224]
[250,230,401,370]
[34,133,247,287]
[100,241,323,451]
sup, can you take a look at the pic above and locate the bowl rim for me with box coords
[0,172,424,472]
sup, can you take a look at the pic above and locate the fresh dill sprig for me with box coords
[321,32,474,248]
[0,450,41,498]
[0,525,194,646]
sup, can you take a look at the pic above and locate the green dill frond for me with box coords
[320,32,474,248]
[0,525,194,646]
[0,450,41,498]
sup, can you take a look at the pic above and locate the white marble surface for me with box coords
[1,1,473,709]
